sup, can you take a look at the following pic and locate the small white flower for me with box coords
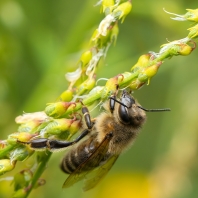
[86,49,104,75]
[15,111,48,124]
[65,67,82,83]
[149,37,190,58]
[163,8,187,21]
[159,38,190,54]
[98,14,115,36]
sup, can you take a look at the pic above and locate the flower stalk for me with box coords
[0,3,198,197]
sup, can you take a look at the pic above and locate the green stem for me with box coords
[64,71,139,116]
[151,51,171,64]
[0,144,16,159]
[119,71,139,87]
[25,151,52,198]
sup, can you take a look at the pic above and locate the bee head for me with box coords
[110,89,169,126]
[117,90,146,126]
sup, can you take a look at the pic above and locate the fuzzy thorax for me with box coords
[95,100,146,154]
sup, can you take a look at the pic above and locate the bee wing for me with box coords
[62,132,113,189]
[83,154,119,191]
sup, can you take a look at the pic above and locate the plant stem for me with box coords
[0,145,16,159]
[25,151,52,198]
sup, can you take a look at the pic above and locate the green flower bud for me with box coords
[137,73,147,82]
[59,89,73,102]
[67,120,82,140]
[14,169,32,191]
[101,0,115,14]
[44,118,74,136]
[188,24,198,39]
[10,146,33,162]
[185,9,198,22]
[45,102,75,118]
[102,74,123,99]
[80,50,93,68]
[168,43,193,56]
[110,22,119,45]
[177,43,194,55]
[8,132,36,145]
[7,136,18,145]
[77,74,96,95]
[91,29,100,42]
[113,1,132,23]
[97,27,112,47]
[0,159,16,176]
[66,102,80,113]
[138,62,162,85]
[129,79,144,90]
[64,102,82,116]
[9,132,36,143]
[160,41,194,57]
[91,25,113,47]
[143,62,161,78]
[18,120,41,133]
[131,54,151,71]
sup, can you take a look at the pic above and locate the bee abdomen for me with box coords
[60,139,97,174]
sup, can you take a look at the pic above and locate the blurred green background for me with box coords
[1,0,198,198]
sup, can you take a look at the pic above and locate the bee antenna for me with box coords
[109,96,129,108]
[137,106,171,112]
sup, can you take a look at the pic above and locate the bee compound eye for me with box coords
[118,104,130,124]
[121,92,135,108]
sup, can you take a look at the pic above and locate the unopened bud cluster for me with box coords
[48,1,133,114]
[60,1,132,105]
[129,54,162,89]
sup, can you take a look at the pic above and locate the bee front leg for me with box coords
[17,138,74,151]
[18,128,90,151]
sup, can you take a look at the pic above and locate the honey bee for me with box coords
[23,90,170,191]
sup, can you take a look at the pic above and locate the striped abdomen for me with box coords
[60,135,100,174]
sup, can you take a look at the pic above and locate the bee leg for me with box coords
[17,138,50,150]
[47,128,89,150]
[19,128,90,151]
[49,128,89,149]
[81,106,94,129]
[109,84,119,113]
[17,138,74,151]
